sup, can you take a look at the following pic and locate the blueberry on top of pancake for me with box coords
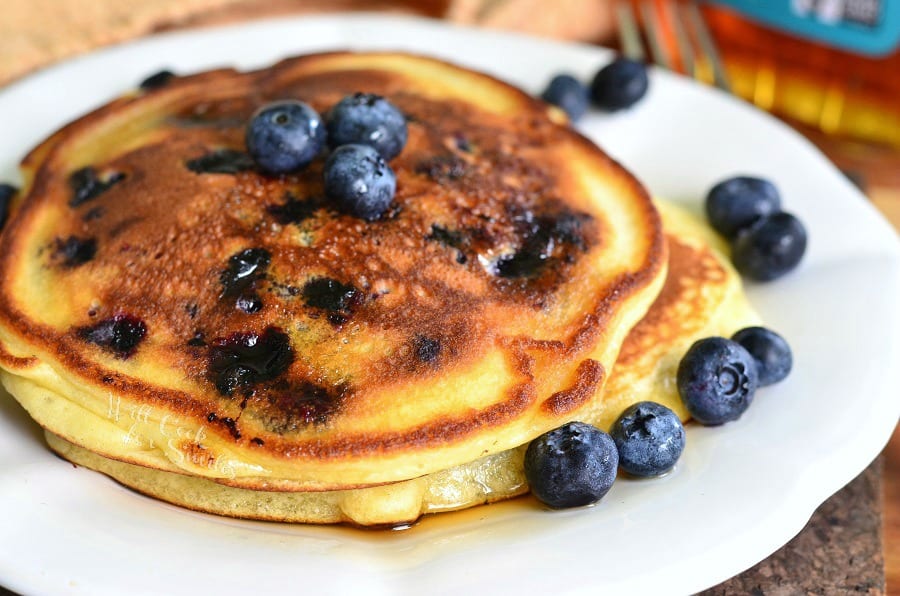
[0,52,665,489]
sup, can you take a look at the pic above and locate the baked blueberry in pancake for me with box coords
[36,200,758,525]
[0,52,670,522]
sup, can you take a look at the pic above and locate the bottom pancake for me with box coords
[40,199,759,525]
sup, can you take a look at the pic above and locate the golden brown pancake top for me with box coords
[0,53,664,487]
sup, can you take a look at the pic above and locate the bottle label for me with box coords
[715,0,900,55]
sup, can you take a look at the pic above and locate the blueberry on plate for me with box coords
[590,57,649,111]
[677,337,758,425]
[245,100,326,174]
[323,144,396,221]
[610,401,685,477]
[540,74,589,121]
[705,175,782,239]
[732,326,793,386]
[731,212,807,281]
[326,93,408,160]
[524,421,618,509]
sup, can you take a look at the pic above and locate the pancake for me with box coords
[40,200,759,525]
[0,52,665,496]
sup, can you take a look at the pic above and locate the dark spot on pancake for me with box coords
[264,381,345,428]
[427,224,468,262]
[205,412,241,439]
[186,149,255,174]
[550,212,589,250]
[427,224,465,249]
[492,211,590,279]
[68,167,125,207]
[188,331,206,347]
[414,336,441,363]
[82,206,105,222]
[251,437,264,446]
[219,417,241,439]
[186,303,199,318]
[220,248,270,313]
[139,69,175,91]
[494,250,548,278]
[77,314,147,359]
[266,193,322,225]
[414,154,467,182]
[53,236,97,267]
[208,326,294,396]
[302,277,360,314]
[327,312,348,326]
[453,132,473,153]
[0,183,17,230]
[102,376,114,384]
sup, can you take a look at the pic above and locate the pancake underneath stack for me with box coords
[0,52,749,526]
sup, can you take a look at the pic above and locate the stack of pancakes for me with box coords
[0,52,756,525]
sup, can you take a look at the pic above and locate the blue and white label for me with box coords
[714,0,900,55]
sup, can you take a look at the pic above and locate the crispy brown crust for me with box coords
[0,52,664,481]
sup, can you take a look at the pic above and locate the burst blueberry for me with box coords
[705,176,782,239]
[590,57,649,111]
[325,93,407,159]
[677,337,758,425]
[732,326,793,386]
[524,421,618,509]
[323,144,396,221]
[245,100,326,174]
[78,314,147,359]
[541,74,589,121]
[610,402,685,477]
[731,212,807,281]
[208,327,294,396]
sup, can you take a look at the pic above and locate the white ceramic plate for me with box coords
[1,14,898,596]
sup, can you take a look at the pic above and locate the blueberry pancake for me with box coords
[0,53,666,510]
[41,200,758,525]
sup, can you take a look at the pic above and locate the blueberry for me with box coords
[68,167,125,207]
[705,176,782,239]
[590,57,649,111]
[54,236,97,267]
[524,421,618,509]
[540,74,589,121]
[323,144,396,221]
[610,402,685,477]
[139,69,175,91]
[731,212,807,281]
[732,327,793,386]
[245,100,326,174]
[325,93,407,160]
[208,327,294,396]
[0,183,18,230]
[677,337,758,425]
[301,277,359,312]
[78,314,147,359]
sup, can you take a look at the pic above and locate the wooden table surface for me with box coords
[1,2,898,594]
